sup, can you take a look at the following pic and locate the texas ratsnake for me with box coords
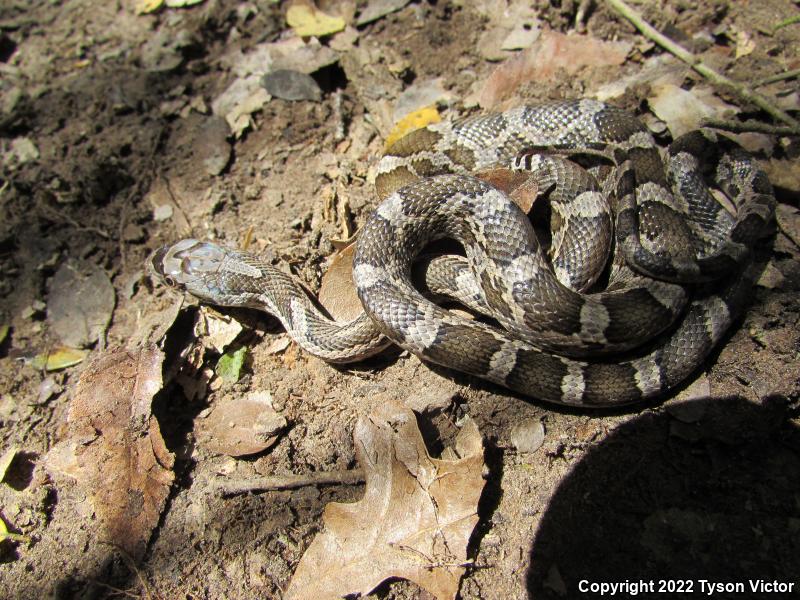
[149,100,775,407]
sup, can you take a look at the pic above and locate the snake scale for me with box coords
[150,100,776,407]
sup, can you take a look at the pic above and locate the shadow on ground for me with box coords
[526,395,799,599]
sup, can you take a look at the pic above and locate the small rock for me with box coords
[510,418,546,454]
[197,116,232,176]
[122,223,146,243]
[404,389,455,413]
[197,391,287,457]
[501,23,541,51]
[8,137,39,165]
[356,0,411,25]
[36,376,63,405]
[667,399,708,423]
[47,260,116,348]
[673,376,711,404]
[393,78,451,122]
[757,261,785,289]
[21,300,46,319]
[153,204,174,221]
[261,70,321,102]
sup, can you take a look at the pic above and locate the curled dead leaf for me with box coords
[286,400,485,600]
[44,346,174,559]
[318,243,363,322]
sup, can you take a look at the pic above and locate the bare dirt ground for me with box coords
[1,1,799,599]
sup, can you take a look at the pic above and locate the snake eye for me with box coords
[163,275,177,287]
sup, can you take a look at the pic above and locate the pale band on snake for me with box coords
[149,100,776,407]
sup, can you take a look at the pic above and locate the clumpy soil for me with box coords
[1,1,799,599]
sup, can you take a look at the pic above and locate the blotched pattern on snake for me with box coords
[149,100,775,406]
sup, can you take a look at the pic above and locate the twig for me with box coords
[38,202,111,239]
[755,67,800,87]
[216,468,366,496]
[773,14,800,31]
[604,0,800,134]
[575,0,593,32]
[700,119,800,136]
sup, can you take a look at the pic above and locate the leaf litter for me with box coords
[287,400,485,600]
[44,346,174,559]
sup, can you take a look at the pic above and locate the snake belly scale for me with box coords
[150,100,775,407]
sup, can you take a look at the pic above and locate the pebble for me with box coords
[153,203,174,221]
[510,418,546,454]
[261,70,321,102]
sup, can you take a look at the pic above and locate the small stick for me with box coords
[755,67,800,87]
[38,202,111,239]
[575,0,593,31]
[700,119,800,136]
[773,14,800,31]
[604,0,800,134]
[216,468,366,496]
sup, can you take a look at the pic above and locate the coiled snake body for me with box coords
[150,100,775,407]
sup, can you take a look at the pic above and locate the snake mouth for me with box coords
[147,245,172,278]
[147,240,201,290]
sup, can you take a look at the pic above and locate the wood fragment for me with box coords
[700,119,800,136]
[755,68,800,87]
[216,468,366,496]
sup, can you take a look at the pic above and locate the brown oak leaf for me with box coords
[286,400,485,600]
[45,346,174,559]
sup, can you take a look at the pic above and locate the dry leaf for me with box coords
[286,400,485,600]
[0,445,17,481]
[476,167,539,213]
[0,516,31,544]
[477,29,632,109]
[385,106,441,150]
[318,243,363,322]
[648,84,737,138]
[198,308,243,353]
[196,391,286,457]
[44,346,174,559]
[265,335,292,355]
[735,30,756,59]
[286,2,345,38]
[30,346,88,371]
[135,0,163,14]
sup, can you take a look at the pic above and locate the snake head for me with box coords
[148,239,232,304]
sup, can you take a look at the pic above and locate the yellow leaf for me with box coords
[30,347,88,371]
[735,30,755,59]
[0,324,8,344]
[286,4,345,38]
[384,106,441,151]
[135,0,164,14]
[0,516,31,544]
[0,445,17,482]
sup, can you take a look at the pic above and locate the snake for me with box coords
[149,100,775,407]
